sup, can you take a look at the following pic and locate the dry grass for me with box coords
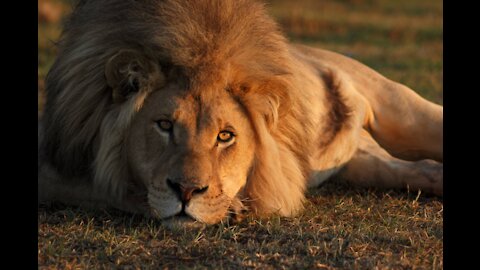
[39,183,443,269]
[38,0,443,269]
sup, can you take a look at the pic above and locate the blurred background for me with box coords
[38,0,443,116]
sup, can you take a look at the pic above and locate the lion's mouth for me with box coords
[161,207,195,221]
[172,209,195,220]
[151,195,247,228]
[157,202,244,228]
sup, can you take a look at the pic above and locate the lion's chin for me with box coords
[160,214,207,230]
[151,197,245,229]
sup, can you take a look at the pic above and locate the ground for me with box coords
[38,0,443,269]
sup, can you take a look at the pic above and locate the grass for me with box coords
[38,0,443,269]
[39,183,443,269]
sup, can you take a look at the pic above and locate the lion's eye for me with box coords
[217,131,234,143]
[157,120,173,132]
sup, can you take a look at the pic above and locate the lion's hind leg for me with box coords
[360,80,443,163]
[336,130,443,196]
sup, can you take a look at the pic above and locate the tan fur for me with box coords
[38,0,442,226]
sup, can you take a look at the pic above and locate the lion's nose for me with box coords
[166,179,209,204]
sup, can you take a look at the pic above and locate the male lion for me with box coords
[38,0,443,226]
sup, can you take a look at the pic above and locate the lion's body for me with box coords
[38,0,442,226]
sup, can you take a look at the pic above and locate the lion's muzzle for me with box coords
[166,178,209,204]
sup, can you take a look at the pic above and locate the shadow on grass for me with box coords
[39,181,443,269]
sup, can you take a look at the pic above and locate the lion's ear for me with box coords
[105,50,164,103]
[238,77,292,129]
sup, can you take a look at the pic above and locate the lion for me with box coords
[38,0,443,227]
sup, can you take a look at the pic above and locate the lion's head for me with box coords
[118,58,257,224]
[41,0,315,225]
